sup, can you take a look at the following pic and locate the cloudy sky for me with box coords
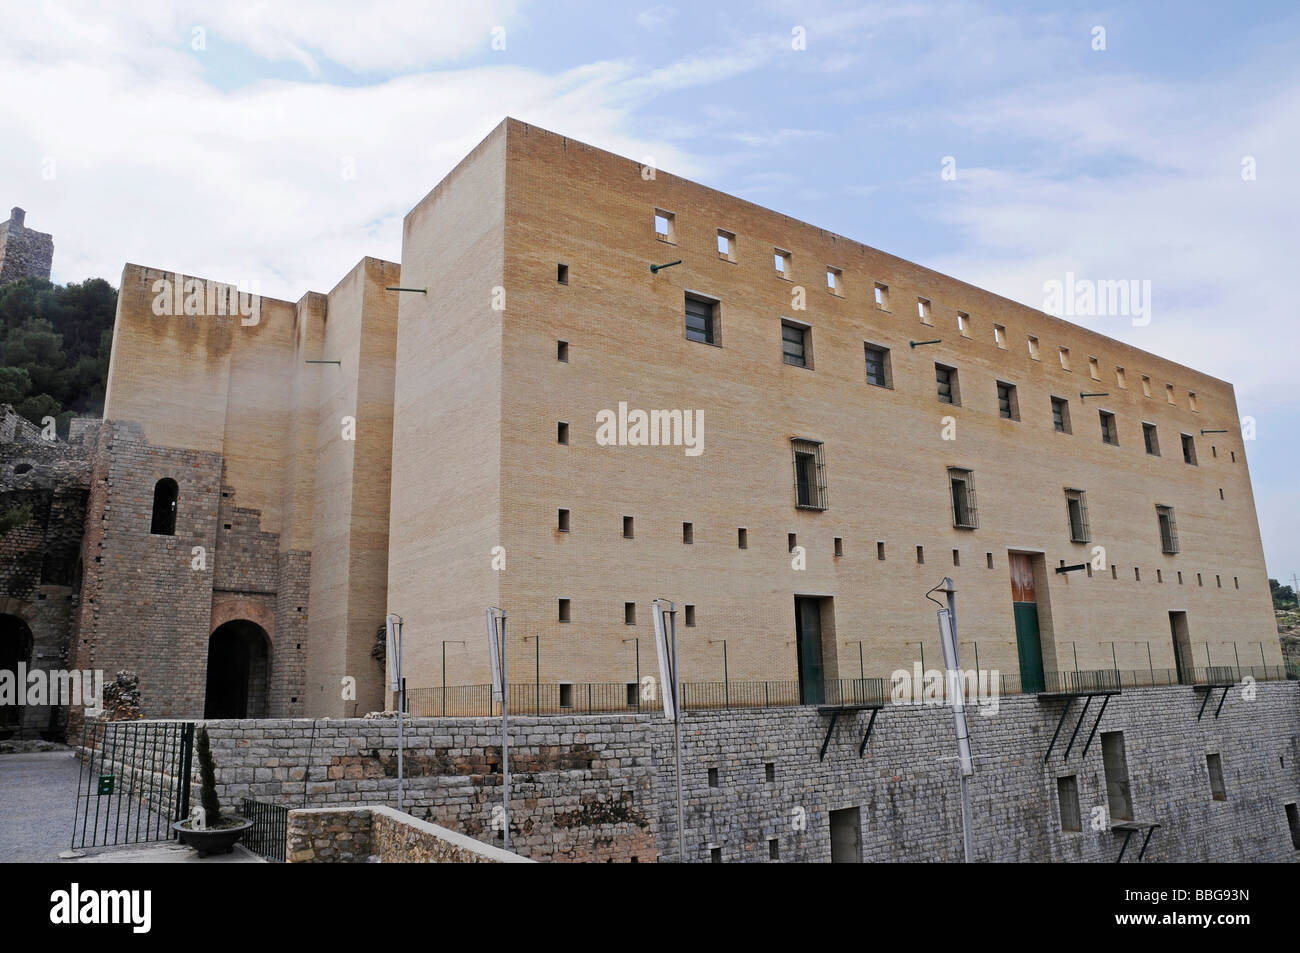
[2,0,1296,581]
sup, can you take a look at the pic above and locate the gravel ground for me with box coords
[0,749,83,862]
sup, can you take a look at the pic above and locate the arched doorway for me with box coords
[203,620,270,718]
[0,614,34,732]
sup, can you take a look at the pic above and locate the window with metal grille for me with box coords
[791,439,828,510]
[781,320,810,367]
[864,342,891,387]
[1156,505,1179,554]
[684,293,718,345]
[1181,433,1198,465]
[1051,396,1071,433]
[1099,410,1118,446]
[948,468,977,529]
[1065,489,1090,543]
[997,381,1019,420]
[1143,422,1160,456]
[935,363,959,405]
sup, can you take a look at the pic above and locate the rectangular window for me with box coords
[559,682,574,708]
[1166,383,1176,404]
[877,541,886,560]
[1057,775,1082,832]
[792,439,828,510]
[1141,375,1152,397]
[769,838,780,860]
[1051,396,1072,433]
[626,683,638,707]
[1088,356,1100,380]
[738,527,748,549]
[1101,732,1133,822]
[558,598,571,622]
[918,297,932,324]
[1059,347,1071,371]
[654,208,676,243]
[1028,335,1040,360]
[1206,753,1226,801]
[1116,367,1126,388]
[993,324,1006,348]
[1156,505,1179,554]
[1189,392,1198,412]
[781,319,811,368]
[874,282,889,309]
[557,421,570,445]
[1181,433,1198,465]
[1286,804,1300,850]
[625,602,636,625]
[684,293,719,345]
[623,515,634,539]
[557,339,569,362]
[556,263,569,284]
[788,533,798,552]
[682,521,693,544]
[826,266,843,295]
[916,545,925,564]
[997,381,1019,420]
[684,604,696,626]
[952,549,960,567]
[774,248,791,278]
[1099,410,1118,446]
[557,508,570,532]
[957,311,970,336]
[834,537,843,557]
[717,229,735,260]
[1066,489,1090,543]
[1143,422,1160,456]
[949,468,978,529]
[935,363,960,405]
[864,342,892,387]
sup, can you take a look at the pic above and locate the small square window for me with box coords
[559,682,574,707]
[626,683,639,707]
[774,248,792,278]
[738,527,748,549]
[1028,335,1040,360]
[1059,347,1071,371]
[558,598,571,622]
[765,762,776,782]
[1115,367,1127,388]
[826,266,843,295]
[685,604,696,626]
[708,767,719,787]
[781,319,812,368]
[918,297,932,324]
[957,311,970,336]
[683,521,693,544]
[557,421,569,445]
[557,263,569,284]
[557,508,570,532]
[864,342,892,388]
[623,515,634,539]
[556,339,569,362]
[993,324,1006,348]
[625,602,636,625]
[717,229,735,260]
[873,282,889,309]
[654,208,676,243]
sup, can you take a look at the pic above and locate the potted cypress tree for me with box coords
[173,726,252,856]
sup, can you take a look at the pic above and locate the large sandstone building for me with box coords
[3,120,1285,730]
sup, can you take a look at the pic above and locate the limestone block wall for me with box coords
[0,208,53,285]
[286,806,533,863]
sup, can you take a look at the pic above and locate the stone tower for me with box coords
[0,207,54,285]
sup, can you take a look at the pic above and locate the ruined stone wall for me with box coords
[0,208,54,285]
[286,806,532,863]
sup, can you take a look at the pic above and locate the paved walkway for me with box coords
[0,750,262,863]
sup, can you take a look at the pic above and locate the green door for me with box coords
[795,597,825,705]
[1013,602,1045,693]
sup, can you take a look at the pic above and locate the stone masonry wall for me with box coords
[286,806,533,863]
[0,208,54,285]
[83,679,1300,862]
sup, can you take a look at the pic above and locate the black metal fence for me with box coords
[239,798,288,863]
[404,664,1291,718]
[72,720,193,850]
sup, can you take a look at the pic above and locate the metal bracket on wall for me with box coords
[1114,822,1160,862]
[1042,691,1119,762]
[1195,684,1232,721]
[816,705,884,761]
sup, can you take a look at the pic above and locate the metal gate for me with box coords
[72,720,194,850]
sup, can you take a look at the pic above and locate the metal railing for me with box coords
[404,664,1291,718]
[240,798,288,863]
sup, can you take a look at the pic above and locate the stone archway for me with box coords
[0,614,34,732]
[203,619,270,719]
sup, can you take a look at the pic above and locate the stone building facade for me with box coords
[0,208,54,285]
[18,119,1288,727]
